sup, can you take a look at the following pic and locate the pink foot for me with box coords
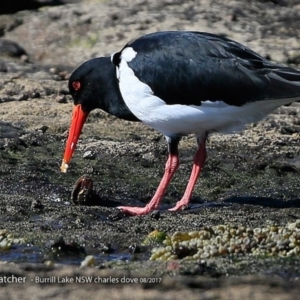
[118,205,153,216]
[168,199,189,212]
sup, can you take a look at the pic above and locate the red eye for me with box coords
[72,81,81,91]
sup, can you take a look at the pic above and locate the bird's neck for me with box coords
[101,58,140,122]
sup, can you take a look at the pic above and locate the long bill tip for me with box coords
[61,104,89,173]
[60,160,69,173]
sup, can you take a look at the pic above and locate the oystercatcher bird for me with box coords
[61,31,300,215]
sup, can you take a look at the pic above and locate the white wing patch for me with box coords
[117,47,299,137]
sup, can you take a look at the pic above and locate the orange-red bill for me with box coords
[60,104,89,173]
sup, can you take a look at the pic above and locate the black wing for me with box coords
[113,31,300,106]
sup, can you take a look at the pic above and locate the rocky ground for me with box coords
[0,0,300,299]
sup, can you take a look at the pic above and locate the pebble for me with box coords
[82,150,96,160]
[150,220,300,260]
[80,255,95,268]
[44,260,55,267]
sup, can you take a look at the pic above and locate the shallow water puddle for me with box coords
[0,244,134,265]
[0,244,44,264]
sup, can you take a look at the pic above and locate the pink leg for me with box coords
[169,138,207,211]
[118,154,180,215]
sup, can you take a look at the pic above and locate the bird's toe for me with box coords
[118,205,153,216]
